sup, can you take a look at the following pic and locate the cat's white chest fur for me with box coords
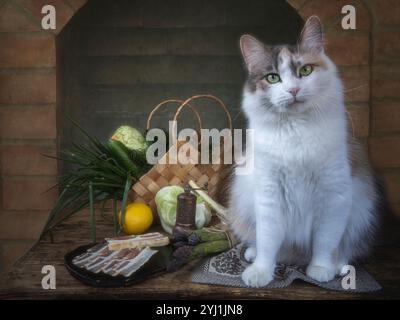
[238,117,342,250]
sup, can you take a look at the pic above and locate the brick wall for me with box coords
[0,0,86,272]
[365,0,400,221]
[0,0,399,272]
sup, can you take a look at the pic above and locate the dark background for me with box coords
[57,0,303,171]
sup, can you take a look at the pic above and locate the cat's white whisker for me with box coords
[344,84,368,93]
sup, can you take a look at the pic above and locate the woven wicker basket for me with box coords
[129,94,232,220]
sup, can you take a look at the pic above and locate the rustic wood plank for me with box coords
[83,83,243,111]
[80,56,245,86]
[78,26,299,57]
[0,211,399,299]
[76,0,302,30]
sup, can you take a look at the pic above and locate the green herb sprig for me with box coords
[40,117,150,241]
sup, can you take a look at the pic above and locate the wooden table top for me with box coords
[0,211,399,299]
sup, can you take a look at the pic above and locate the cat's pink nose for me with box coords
[288,87,300,97]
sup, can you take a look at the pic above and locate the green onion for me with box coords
[89,182,96,243]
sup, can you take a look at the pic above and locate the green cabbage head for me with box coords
[111,125,148,153]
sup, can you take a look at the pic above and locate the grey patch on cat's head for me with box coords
[239,16,324,92]
[240,42,298,92]
[239,37,284,92]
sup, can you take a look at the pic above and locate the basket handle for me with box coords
[172,95,233,137]
[147,95,232,145]
[146,99,202,142]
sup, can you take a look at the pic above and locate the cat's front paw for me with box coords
[244,247,256,262]
[336,262,350,276]
[242,263,273,288]
[306,264,336,282]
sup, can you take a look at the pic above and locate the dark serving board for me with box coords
[64,243,172,288]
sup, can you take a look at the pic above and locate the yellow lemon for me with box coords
[119,203,153,235]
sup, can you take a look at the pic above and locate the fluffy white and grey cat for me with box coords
[228,16,380,287]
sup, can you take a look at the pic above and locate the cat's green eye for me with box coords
[265,73,281,84]
[299,64,313,77]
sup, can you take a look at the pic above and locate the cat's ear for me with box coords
[240,35,270,74]
[299,16,324,53]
